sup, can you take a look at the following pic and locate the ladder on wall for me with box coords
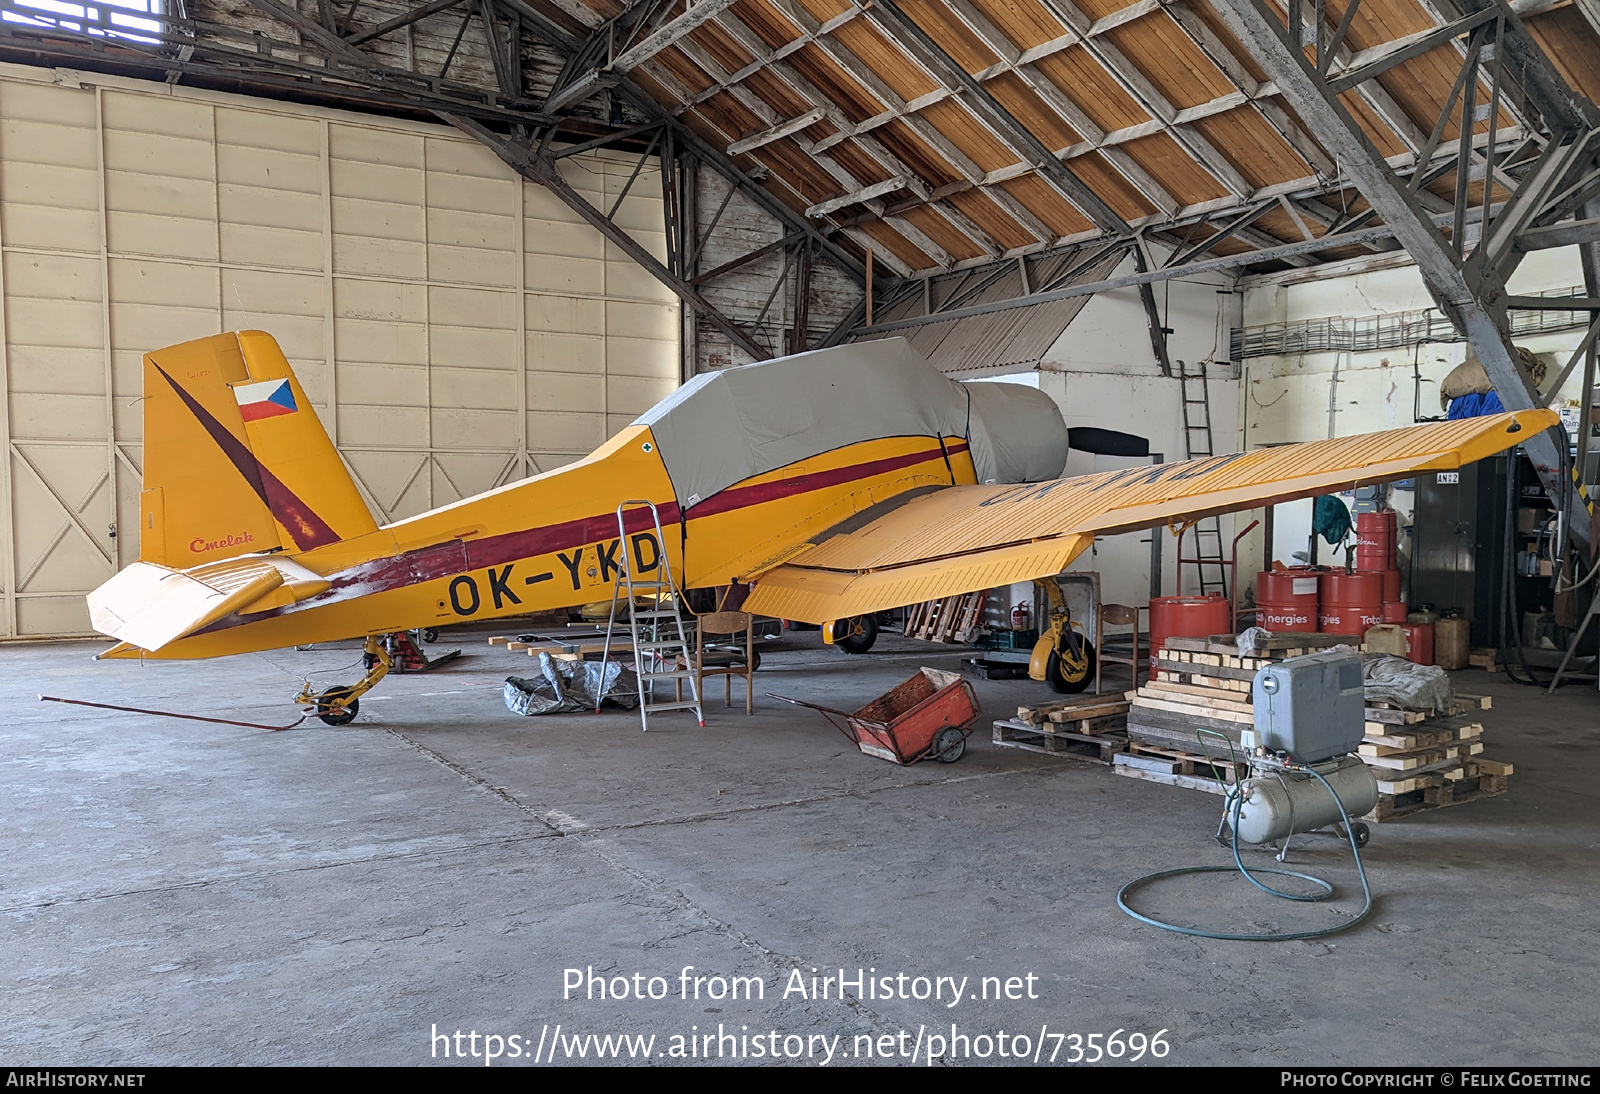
[1177,359,1229,598]
[598,501,703,731]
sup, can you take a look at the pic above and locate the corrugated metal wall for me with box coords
[0,63,678,638]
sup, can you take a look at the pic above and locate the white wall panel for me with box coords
[0,64,678,637]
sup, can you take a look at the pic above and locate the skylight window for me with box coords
[3,0,162,45]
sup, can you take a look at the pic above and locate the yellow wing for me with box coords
[744,410,1556,623]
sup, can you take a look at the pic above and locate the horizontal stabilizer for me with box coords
[87,556,332,652]
[89,562,283,652]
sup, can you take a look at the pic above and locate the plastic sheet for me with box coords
[504,652,640,715]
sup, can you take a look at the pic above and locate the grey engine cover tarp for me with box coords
[634,336,1068,510]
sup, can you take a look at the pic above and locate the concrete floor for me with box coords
[1,627,1596,1066]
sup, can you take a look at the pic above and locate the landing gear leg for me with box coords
[295,635,393,726]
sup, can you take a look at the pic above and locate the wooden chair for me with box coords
[685,610,757,714]
[1095,603,1143,696]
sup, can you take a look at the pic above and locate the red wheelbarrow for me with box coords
[769,667,980,765]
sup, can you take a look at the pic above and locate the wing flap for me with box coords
[746,536,1089,623]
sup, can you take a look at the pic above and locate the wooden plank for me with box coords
[1115,751,1182,774]
[1361,725,1457,749]
[1472,757,1514,776]
[1136,683,1254,714]
[1364,706,1430,725]
[1132,695,1254,724]
[1112,764,1230,796]
[1155,655,1257,682]
[1127,704,1248,737]
[1362,748,1446,771]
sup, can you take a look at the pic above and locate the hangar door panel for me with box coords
[0,70,679,637]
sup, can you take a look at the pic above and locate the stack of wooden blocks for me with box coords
[1113,634,1338,794]
[1116,633,1514,819]
[991,695,1131,763]
[1360,695,1511,820]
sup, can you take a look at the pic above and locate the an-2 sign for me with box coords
[444,532,663,616]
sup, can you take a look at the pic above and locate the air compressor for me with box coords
[1228,648,1378,851]
[1118,648,1378,942]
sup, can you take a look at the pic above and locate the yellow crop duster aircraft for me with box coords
[88,330,1552,723]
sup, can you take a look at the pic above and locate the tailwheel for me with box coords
[317,686,359,726]
[297,635,392,726]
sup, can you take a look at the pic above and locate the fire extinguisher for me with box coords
[1012,602,1030,630]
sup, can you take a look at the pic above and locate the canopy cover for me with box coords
[635,337,1068,509]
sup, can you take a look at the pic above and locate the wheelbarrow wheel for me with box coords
[933,725,966,763]
[1045,638,1096,694]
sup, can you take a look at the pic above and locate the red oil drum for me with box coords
[1356,510,1397,570]
[1401,622,1435,666]
[1148,595,1233,681]
[1382,601,1408,623]
[1256,569,1320,632]
[1320,570,1385,637]
[1362,567,1401,604]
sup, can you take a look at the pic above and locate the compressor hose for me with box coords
[1116,763,1374,942]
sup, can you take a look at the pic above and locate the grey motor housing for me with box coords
[1252,649,1365,764]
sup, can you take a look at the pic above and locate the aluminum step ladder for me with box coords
[1177,359,1229,598]
[598,500,703,731]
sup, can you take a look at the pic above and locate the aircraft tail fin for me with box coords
[138,331,377,567]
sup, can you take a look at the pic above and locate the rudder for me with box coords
[138,331,375,566]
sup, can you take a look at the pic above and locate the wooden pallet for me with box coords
[904,591,988,643]
[1128,741,1247,781]
[1364,771,1510,822]
[992,718,1127,763]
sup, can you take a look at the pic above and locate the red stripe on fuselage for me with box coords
[224,439,967,625]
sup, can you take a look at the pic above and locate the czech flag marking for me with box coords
[235,379,298,422]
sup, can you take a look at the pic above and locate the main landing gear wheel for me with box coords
[835,615,878,654]
[317,686,359,726]
[1045,639,1096,694]
[420,628,439,643]
[933,726,966,764]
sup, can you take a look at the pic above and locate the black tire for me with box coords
[317,686,359,726]
[420,628,439,644]
[1350,822,1370,849]
[748,649,763,672]
[933,726,966,763]
[1045,637,1096,694]
[835,615,879,654]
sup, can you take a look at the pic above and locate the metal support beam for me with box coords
[1205,0,1594,550]
[856,226,1396,334]
[445,115,770,361]
[1132,246,1174,376]
[611,0,741,72]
